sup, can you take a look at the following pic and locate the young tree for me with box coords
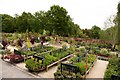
[116,2,120,45]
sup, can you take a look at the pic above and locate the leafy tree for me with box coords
[46,5,69,36]
[1,5,84,37]
[82,29,92,38]
[46,5,82,36]
[1,14,15,32]
[15,12,35,32]
[91,25,101,39]
[73,24,84,37]
[34,11,47,33]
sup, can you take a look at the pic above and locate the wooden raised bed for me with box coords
[46,53,74,71]
[85,58,97,77]
[96,54,112,58]
[54,54,97,79]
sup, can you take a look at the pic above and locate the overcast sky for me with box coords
[0,0,119,29]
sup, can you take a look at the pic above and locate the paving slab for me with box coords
[1,59,35,78]
[15,61,58,78]
[38,65,58,78]
[86,59,109,79]
[16,62,27,70]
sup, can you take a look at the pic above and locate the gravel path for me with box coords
[86,59,109,79]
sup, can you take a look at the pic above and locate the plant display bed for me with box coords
[20,45,57,56]
[97,56,109,61]
[19,45,57,59]
[104,56,120,80]
[25,47,75,72]
[30,45,56,53]
[54,53,97,79]
[96,54,112,58]
[89,46,113,58]
[1,49,24,63]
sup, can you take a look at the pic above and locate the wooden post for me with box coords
[61,63,62,74]
[46,66,48,72]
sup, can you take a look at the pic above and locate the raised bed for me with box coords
[19,45,57,58]
[104,56,120,80]
[30,45,56,53]
[10,49,24,63]
[2,49,24,63]
[54,53,97,79]
[46,53,74,71]
[25,48,75,72]
[96,54,112,58]
[97,56,109,61]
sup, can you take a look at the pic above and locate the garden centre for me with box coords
[0,33,120,80]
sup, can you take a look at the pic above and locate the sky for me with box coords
[0,0,119,29]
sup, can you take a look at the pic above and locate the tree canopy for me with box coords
[1,4,120,42]
[116,2,120,45]
[1,5,83,37]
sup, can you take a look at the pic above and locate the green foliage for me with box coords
[91,25,101,39]
[104,57,120,79]
[55,53,96,78]
[43,54,57,66]
[1,5,83,37]
[87,54,96,64]
[73,54,96,75]
[31,46,56,53]
[1,14,15,32]
[25,58,43,71]
[117,45,120,51]
[116,2,120,45]
[79,46,86,53]
[62,44,67,49]
[100,48,109,56]
[69,45,76,52]
[74,61,86,74]
[38,48,74,66]
[100,26,117,41]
